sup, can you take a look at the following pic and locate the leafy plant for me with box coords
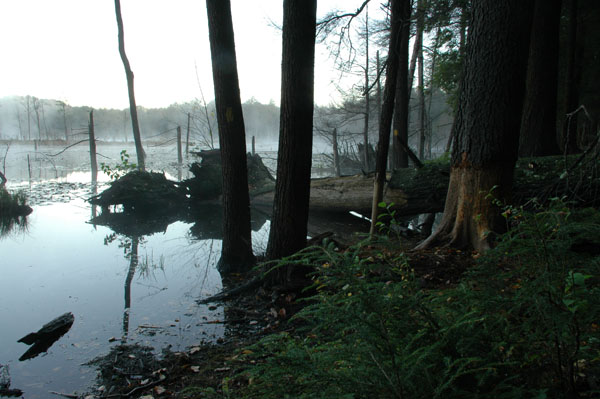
[100,150,137,180]
[376,201,404,239]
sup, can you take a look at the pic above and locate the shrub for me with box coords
[236,202,600,398]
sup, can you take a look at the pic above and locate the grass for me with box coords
[0,187,30,237]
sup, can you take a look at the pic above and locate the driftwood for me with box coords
[18,312,74,361]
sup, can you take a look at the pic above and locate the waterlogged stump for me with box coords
[89,171,187,213]
[183,151,275,200]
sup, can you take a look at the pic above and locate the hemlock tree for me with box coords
[266,0,317,266]
[206,0,255,273]
[417,0,533,252]
[114,0,145,170]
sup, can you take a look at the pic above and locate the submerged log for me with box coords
[18,312,74,361]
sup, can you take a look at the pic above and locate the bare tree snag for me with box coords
[114,0,145,171]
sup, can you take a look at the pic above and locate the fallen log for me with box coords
[90,153,600,219]
[297,154,600,216]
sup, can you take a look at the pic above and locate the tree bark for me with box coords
[114,0,145,171]
[519,0,562,157]
[206,0,255,272]
[416,0,426,160]
[267,0,317,268]
[391,0,411,169]
[369,0,405,235]
[417,0,533,252]
[266,0,317,264]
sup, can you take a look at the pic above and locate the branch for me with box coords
[317,0,371,30]
[44,140,89,157]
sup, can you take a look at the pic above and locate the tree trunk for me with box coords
[206,0,255,272]
[391,0,411,169]
[89,110,98,184]
[519,0,562,157]
[332,128,341,177]
[176,126,183,164]
[114,0,145,171]
[369,0,405,235]
[362,8,370,172]
[417,0,533,252]
[185,112,191,157]
[416,0,426,160]
[266,0,317,265]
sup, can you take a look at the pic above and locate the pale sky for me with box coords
[0,0,377,110]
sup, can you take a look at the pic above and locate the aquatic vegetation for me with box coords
[0,187,31,237]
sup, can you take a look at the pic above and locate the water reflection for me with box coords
[122,236,139,343]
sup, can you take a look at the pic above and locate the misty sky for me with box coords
[0,0,377,110]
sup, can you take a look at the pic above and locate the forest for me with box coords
[1,0,599,398]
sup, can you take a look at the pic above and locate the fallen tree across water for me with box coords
[90,153,600,218]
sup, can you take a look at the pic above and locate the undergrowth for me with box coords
[230,201,600,398]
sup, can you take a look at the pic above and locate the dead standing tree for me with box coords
[114,0,146,171]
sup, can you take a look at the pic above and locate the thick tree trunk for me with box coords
[266,0,317,264]
[206,0,255,272]
[369,0,405,235]
[114,0,145,171]
[391,0,411,169]
[417,0,533,252]
[416,0,426,160]
[519,0,562,157]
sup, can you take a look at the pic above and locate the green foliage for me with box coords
[431,50,462,111]
[376,201,403,239]
[234,202,600,398]
[100,150,137,180]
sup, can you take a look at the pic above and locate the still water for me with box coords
[0,177,270,398]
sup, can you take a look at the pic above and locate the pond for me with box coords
[0,142,274,398]
[0,141,366,397]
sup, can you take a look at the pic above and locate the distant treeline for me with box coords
[0,96,280,146]
[0,92,452,157]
